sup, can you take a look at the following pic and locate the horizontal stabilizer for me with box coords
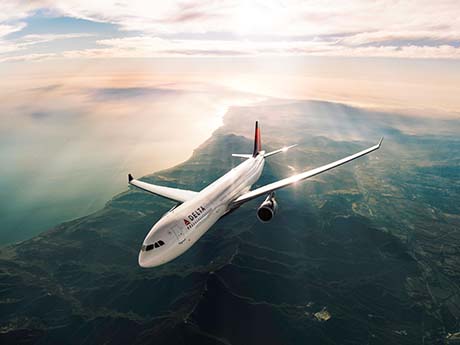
[264,144,297,158]
[232,154,252,159]
[128,174,198,203]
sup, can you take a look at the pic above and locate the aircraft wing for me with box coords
[128,174,198,203]
[233,138,383,205]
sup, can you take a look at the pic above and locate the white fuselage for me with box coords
[138,153,265,267]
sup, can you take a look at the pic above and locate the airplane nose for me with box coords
[138,250,162,268]
[138,244,172,267]
[138,251,149,268]
[138,225,173,268]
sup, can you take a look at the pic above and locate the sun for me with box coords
[233,2,282,36]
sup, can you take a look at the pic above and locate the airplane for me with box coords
[129,121,383,268]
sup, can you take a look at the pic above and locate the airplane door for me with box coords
[172,224,186,244]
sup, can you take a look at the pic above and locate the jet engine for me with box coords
[257,193,278,223]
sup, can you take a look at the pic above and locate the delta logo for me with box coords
[183,206,206,230]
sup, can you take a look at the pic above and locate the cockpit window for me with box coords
[142,240,165,251]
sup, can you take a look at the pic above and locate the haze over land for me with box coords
[2,72,458,244]
[0,75,262,243]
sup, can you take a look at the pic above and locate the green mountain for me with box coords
[1,101,459,344]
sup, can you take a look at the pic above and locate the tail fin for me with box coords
[252,121,262,157]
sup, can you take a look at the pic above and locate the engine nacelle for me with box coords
[257,193,278,223]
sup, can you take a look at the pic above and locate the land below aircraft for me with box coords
[129,122,383,267]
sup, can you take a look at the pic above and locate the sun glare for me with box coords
[234,2,279,36]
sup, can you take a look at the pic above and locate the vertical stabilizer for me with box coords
[252,121,262,157]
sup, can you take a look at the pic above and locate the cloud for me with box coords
[0,32,93,59]
[326,45,460,59]
[339,30,460,46]
[4,35,460,61]
[55,36,460,59]
[0,52,58,62]
[0,22,27,37]
[2,0,460,59]
[42,1,460,38]
[90,87,182,101]
[29,111,49,119]
[0,1,49,23]
[30,83,62,93]
[20,33,93,45]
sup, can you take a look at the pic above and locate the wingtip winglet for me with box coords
[378,137,384,148]
[128,173,134,182]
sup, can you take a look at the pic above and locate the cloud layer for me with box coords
[1,0,460,60]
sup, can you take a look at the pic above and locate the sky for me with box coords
[2,0,460,61]
[1,0,460,243]
[1,1,460,116]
